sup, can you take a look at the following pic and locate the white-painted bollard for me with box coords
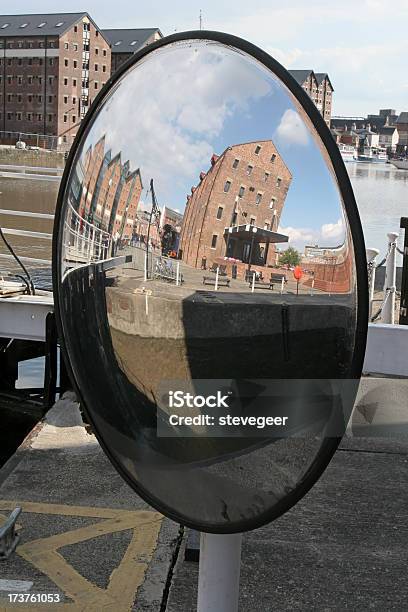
[197,533,242,612]
[382,232,399,324]
[366,247,379,320]
[215,266,219,291]
[251,272,255,293]
[176,261,180,286]
[280,275,285,294]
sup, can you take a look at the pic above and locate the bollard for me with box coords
[176,261,180,286]
[366,248,379,320]
[215,266,219,291]
[382,232,399,324]
[251,272,255,293]
[280,276,285,294]
[197,533,242,612]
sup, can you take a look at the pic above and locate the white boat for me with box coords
[358,146,388,163]
[338,144,358,162]
[390,159,408,170]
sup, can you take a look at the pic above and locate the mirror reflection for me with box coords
[58,39,358,530]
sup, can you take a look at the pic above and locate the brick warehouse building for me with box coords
[179,140,292,271]
[75,134,142,240]
[0,13,111,148]
[289,70,334,127]
[102,28,162,76]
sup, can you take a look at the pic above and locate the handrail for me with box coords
[0,209,54,220]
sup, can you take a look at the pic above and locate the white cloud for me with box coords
[278,225,317,246]
[83,42,273,209]
[279,217,346,251]
[321,218,344,240]
[275,109,309,146]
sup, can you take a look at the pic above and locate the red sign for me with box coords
[293,266,303,281]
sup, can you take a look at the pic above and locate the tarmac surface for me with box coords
[0,377,407,611]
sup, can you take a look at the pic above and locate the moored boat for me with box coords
[390,158,408,170]
[338,143,358,162]
[358,146,388,163]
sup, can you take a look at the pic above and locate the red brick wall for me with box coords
[179,140,292,269]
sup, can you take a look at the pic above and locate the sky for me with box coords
[10,0,408,117]
[75,41,346,250]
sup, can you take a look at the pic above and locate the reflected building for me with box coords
[76,135,142,240]
[302,243,352,293]
[179,140,291,273]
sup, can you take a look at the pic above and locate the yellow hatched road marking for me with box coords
[0,501,163,612]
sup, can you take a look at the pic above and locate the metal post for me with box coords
[382,232,399,324]
[215,266,219,291]
[176,261,180,286]
[366,247,379,320]
[399,218,408,325]
[280,275,285,294]
[144,252,148,282]
[197,533,242,612]
[251,272,255,293]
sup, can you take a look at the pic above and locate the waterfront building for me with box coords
[159,206,183,233]
[396,112,408,152]
[179,140,291,271]
[102,28,163,75]
[331,110,399,137]
[0,13,111,149]
[77,134,142,240]
[289,69,334,126]
[378,126,399,153]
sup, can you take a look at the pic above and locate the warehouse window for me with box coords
[216,206,223,220]
[211,234,218,249]
[224,180,231,193]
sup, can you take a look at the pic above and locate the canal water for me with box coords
[0,161,407,409]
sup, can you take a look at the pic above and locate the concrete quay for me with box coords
[0,376,407,611]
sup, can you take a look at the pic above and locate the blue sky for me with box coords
[12,0,408,116]
[77,41,345,249]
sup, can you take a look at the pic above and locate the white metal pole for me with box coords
[280,276,284,294]
[176,261,180,286]
[251,272,255,293]
[382,232,398,324]
[366,247,379,320]
[215,266,219,291]
[197,533,242,612]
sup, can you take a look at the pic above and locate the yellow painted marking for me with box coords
[0,501,163,612]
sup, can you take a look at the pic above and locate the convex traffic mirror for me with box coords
[53,31,368,533]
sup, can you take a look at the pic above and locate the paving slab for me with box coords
[166,434,408,612]
[0,393,179,611]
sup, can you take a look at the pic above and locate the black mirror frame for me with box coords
[52,30,368,534]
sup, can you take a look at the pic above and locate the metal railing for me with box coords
[0,208,53,267]
[0,130,60,151]
[367,230,403,324]
[63,204,111,268]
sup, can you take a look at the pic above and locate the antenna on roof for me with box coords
[199,9,202,30]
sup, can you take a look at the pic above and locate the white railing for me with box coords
[63,203,111,267]
[367,231,401,325]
